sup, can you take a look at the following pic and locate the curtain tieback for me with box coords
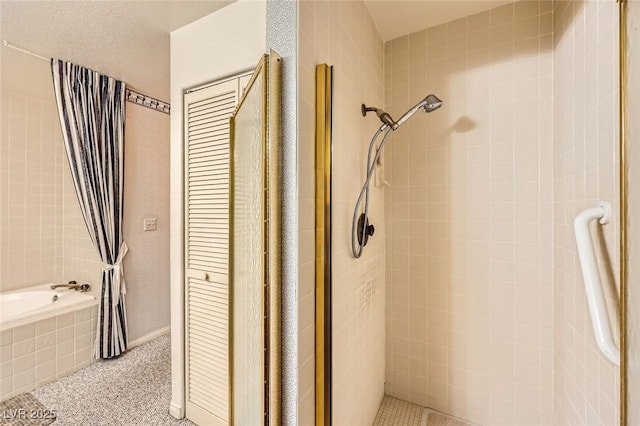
[102,241,129,308]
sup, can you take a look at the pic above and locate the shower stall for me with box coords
[299,0,621,425]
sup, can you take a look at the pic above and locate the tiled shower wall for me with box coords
[552,1,620,424]
[0,93,62,289]
[0,89,101,292]
[298,1,385,424]
[383,2,554,424]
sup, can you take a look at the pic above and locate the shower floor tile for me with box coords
[373,396,423,425]
[373,395,472,426]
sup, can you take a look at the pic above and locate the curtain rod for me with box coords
[3,40,171,115]
[3,40,48,61]
[126,89,170,114]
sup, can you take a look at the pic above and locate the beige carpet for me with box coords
[373,395,472,426]
[31,334,193,426]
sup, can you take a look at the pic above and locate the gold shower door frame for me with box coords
[229,51,282,425]
[618,1,628,424]
[315,64,333,426]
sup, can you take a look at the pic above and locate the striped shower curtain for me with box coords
[51,59,128,359]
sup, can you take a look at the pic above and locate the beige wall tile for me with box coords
[12,323,34,342]
[385,2,556,423]
[299,1,385,424]
[35,346,55,367]
[0,90,97,292]
[34,332,54,351]
[553,1,620,424]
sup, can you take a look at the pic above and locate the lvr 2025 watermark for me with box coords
[2,408,57,420]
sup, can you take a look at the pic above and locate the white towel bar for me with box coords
[573,202,620,365]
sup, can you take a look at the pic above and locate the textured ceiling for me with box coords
[365,0,518,41]
[0,1,235,100]
[2,1,520,98]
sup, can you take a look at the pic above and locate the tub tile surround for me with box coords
[0,90,102,294]
[0,305,97,402]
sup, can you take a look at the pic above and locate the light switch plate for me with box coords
[143,218,157,231]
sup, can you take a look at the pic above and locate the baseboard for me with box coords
[169,400,184,419]
[128,325,171,349]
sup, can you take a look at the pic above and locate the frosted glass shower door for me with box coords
[230,52,282,425]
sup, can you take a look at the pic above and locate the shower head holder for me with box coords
[361,104,377,116]
[357,213,375,246]
[361,103,397,129]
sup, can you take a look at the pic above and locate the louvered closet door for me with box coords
[184,79,238,426]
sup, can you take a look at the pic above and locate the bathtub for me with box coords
[1,285,97,331]
[0,284,99,402]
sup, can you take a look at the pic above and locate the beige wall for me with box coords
[384,2,554,424]
[553,1,620,424]
[0,45,171,344]
[122,104,171,342]
[298,1,386,425]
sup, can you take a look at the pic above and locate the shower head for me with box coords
[395,94,443,127]
[422,94,443,113]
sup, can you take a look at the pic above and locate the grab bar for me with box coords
[573,201,619,365]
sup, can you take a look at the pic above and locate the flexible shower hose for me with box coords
[351,127,394,258]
